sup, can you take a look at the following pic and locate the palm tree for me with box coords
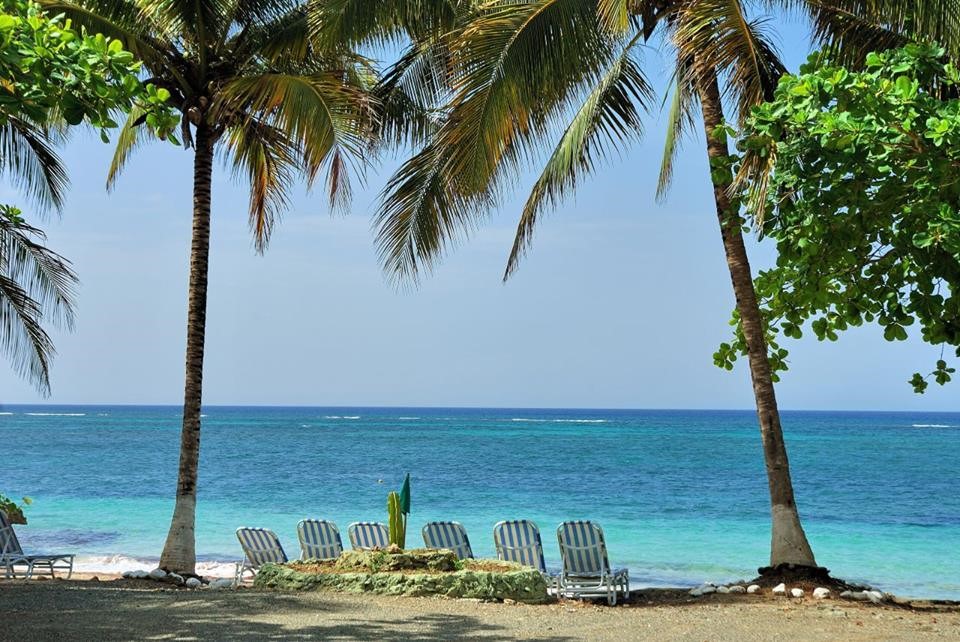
[45,0,375,575]
[366,0,959,574]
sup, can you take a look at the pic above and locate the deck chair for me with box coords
[0,511,74,579]
[556,520,629,605]
[235,527,287,584]
[347,522,389,550]
[493,519,556,589]
[422,521,473,559]
[297,519,343,560]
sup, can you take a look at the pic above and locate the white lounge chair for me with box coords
[0,511,74,579]
[422,521,473,559]
[235,527,287,584]
[556,520,629,605]
[494,519,557,589]
[297,519,343,560]
[347,522,389,550]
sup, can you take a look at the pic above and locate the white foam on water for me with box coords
[25,413,86,417]
[510,418,607,424]
[75,554,236,578]
[0,412,13,415]
[324,416,360,420]
[912,424,952,428]
[398,417,420,420]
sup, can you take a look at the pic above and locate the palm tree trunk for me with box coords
[158,124,215,576]
[696,65,817,568]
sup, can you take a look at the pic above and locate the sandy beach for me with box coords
[2,578,958,641]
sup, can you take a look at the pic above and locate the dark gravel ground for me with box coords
[1,579,958,641]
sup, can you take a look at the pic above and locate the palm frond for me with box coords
[673,0,785,125]
[505,40,652,279]
[375,0,619,281]
[656,59,697,200]
[374,142,486,285]
[0,118,69,212]
[217,70,373,215]
[371,40,450,150]
[223,117,297,250]
[0,213,78,395]
[107,105,152,191]
[307,0,459,49]
[800,0,960,63]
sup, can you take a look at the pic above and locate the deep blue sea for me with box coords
[1,405,958,598]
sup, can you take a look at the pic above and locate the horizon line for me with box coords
[0,402,957,414]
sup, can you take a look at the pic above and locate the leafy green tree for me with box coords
[0,0,174,393]
[357,1,960,573]
[47,0,376,575]
[725,43,960,395]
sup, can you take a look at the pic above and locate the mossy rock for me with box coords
[332,548,460,573]
[254,558,550,604]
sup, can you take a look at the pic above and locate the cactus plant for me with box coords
[387,491,405,548]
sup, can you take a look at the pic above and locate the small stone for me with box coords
[165,572,185,585]
[866,590,884,604]
[503,598,517,605]
[716,586,730,594]
[813,587,831,599]
[185,577,202,589]
[148,568,167,580]
[208,578,235,589]
[727,585,746,594]
[772,583,786,595]
[688,584,716,597]
[122,571,134,579]
[790,588,804,598]
[746,584,761,594]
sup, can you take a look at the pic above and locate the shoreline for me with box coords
[58,554,960,602]
[1,577,958,641]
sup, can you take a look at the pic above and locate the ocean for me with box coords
[1,405,958,599]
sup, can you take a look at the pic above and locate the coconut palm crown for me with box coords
[43,0,376,574]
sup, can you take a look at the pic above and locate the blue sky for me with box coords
[0,14,956,410]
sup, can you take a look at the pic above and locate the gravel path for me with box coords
[1,580,958,641]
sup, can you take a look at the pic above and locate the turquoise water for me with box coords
[1,405,958,598]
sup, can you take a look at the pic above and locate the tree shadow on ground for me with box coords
[0,582,577,641]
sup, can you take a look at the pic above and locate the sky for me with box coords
[0,14,956,411]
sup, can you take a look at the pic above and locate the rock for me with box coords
[253,561,551,604]
[866,590,884,604]
[129,570,150,579]
[813,587,831,599]
[772,583,786,595]
[208,578,236,589]
[122,571,135,579]
[727,585,746,594]
[688,583,716,597]
[503,598,517,605]
[148,568,167,580]
[841,590,869,601]
[165,573,185,586]
[716,586,730,594]
[790,588,804,598]
[185,577,202,589]
[746,584,761,594]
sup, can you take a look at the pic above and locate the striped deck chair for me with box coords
[421,521,473,559]
[556,520,629,605]
[347,522,389,550]
[0,511,74,579]
[493,520,556,590]
[297,519,343,560]
[235,527,287,584]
